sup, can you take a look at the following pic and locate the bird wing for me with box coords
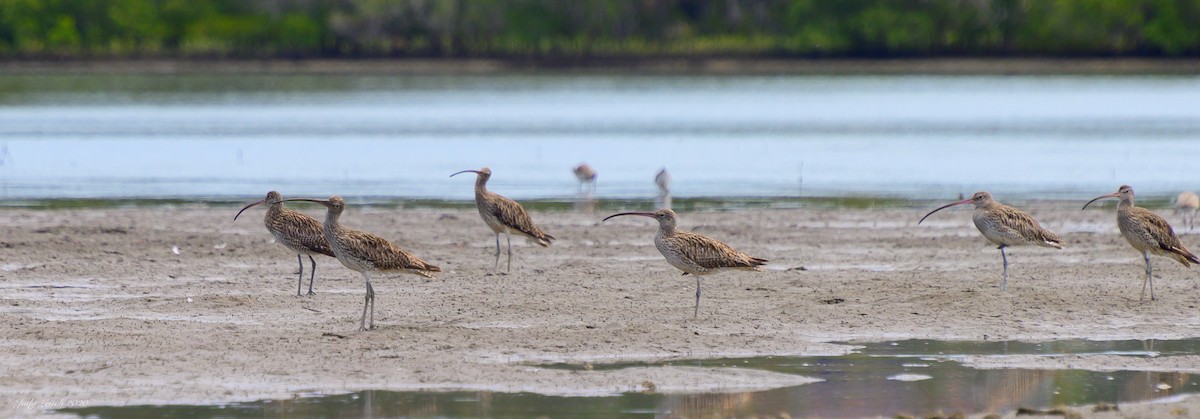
[487,193,555,245]
[339,229,441,276]
[268,209,336,257]
[671,231,767,270]
[1130,206,1199,264]
[993,204,1063,248]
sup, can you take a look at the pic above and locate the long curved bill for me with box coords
[602,212,655,222]
[233,199,265,221]
[1082,193,1119,210]
[918,199,972,225]
[449,170,482,178]
[279,198,331,207]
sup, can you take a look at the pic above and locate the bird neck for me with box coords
[658,220,676,236]
[265,202,283,218]
[1119,196,1135,207]
[323,209,343,233]
[475,176,489,194]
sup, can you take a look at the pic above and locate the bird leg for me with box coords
[693,276,701,318]
[1142,251,1155,301]
[506,233,513,272]
[296,254,304,296]
[999,246,1008,291]
[307,255,318,296]
[493,233,501,271]
[360,273,375,331]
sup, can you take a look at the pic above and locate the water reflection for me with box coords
[60,339,1200,418]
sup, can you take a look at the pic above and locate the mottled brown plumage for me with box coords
[235,191,335,296]
[919,191,1063,290]
[1085,185,1199,301]
[282,196,440,331]
[603,209,767,317]
[451,167,555,272]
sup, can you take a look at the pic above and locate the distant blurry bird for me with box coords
[1175,191,1198,231]
[919,191,1063,290]
[1085,185,1198,301]
[655,168,672,210]
[235,191,335,296]
[655,168,671,196]
[451,167,555,272]
[573,163,597,195]
[603,209,767,317]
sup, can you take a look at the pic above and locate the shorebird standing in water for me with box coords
[919,192,1063,290]
[655,168,672,209]
[282,196,440,330]
[573,163,597,195]
[1084,185,1198,301]
[451,167,555,273]
[1176,191,1199,231]
[603,209,767,317]
[235,191,335,296]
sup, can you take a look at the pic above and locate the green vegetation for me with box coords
[0,0,1197,59]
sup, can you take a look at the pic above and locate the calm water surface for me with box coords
[1,73,1199,200]
[59,339,1200,418]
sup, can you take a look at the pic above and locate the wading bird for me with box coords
[451,167,555,272]
[235,191,335,296]
[1176,191,1199,231]
[919,192,1063,290]
[1084,185,1198,301]
[603,209,767,317]
[282,196,440,330]
[573,163,597,195]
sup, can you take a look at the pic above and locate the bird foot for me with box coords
[306,291,316,296]
[484,272,509,277]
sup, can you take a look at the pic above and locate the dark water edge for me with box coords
[5,58,1200,76]
[57,339,1200,418]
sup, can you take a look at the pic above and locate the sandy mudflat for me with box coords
[2,202,1199,417]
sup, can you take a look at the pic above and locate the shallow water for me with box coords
[3,73,1200,201]
[59,339,1200,418]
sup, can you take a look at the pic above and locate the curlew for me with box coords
[1176,191,1199,231]
[603,209,767,317]
[655,168,672,210]
[282,196,440,330]
[573,163,597,195]
[655,168,671,196]
[235,191,335,296]
[1084,185,1198,301]
[919,192,1063,290]
[450,167,555,272]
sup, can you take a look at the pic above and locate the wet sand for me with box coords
[2,202,1199,417]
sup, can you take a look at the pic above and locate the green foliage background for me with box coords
[0,0,1197,58]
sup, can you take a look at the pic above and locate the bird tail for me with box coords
[1166,246,1200,267]
[411,261,442,278]
[532,232,555,247]
[1039,231,1064,249]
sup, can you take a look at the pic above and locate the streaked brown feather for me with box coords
[1126,206,1198,266]
[337,229,440,276]
[266,206,335,257]
[666,231,768,271]
[989,203,1063,248]
[484,191,555,246]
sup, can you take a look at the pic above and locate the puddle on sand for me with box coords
[59,339,1200,418]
